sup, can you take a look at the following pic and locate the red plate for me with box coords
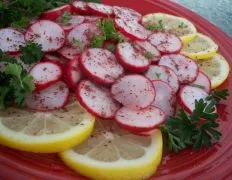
[1,0,232,179]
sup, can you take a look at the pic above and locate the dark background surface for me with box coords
[174,0,232,37]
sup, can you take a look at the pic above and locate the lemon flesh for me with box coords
[142,13,197,43]
[0,101,95,153]
[60,120,163,180]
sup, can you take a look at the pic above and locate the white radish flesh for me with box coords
[191,71,211,93]
[59,15,85,32]
[40,5,71,21]
[159,54,199,83]
[25,20,65,52]
[0,28,26,52]
[80,48,124,85]
[58,46,81,60]
[76,80,120,119]
[145,65,180,93]
[87,3,113,17]
[26,81,69,111]
[113,6,142,22]
[72,1,88,14]
[111,74,155,109]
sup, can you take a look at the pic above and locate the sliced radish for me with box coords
[30,61,63,91]
[191,71,211,93]
[67,23,101,50]
[72,1,89,15]
[115,106,166,132]
[42,54,68,67]
[113,6,142,22]
[80,48,124,85]
[87,3,113,17]
[84,16,102,23]
[65,57,83,90]
[148,32,182,54]
[103,40,117,52]
[76,80,120,119]
[159,54,199,83]
[116,42,149,72]
[0,28,26,52]
[26,81,69,111]
[59,15,85,32]
[152,80,176,116]
[145,65,180,93]
[133,40,161,63]
[111,74,155,109]
[25,20,65,52]
[40,4,71,21]
[114,18,150,40]
[178,85,209,113]
[57,46,81,60]
[133,129,157,137]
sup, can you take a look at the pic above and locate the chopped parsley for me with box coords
[146,20,164,31]
[144,51,154,60]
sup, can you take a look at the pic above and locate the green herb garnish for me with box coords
[72,38,84,51]
[146,20,164,31]
[178,22,188,28]
[144,51,154,60]
[155,72,161,79]
[91,35,106,48]
[60,11,72,25]
[190,84,205,90]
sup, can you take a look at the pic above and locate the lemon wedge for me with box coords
[142,13,197,43]
[181,33,218,60]
[0,101,95,153]
[60,120,163,180]
[198,53,230,89]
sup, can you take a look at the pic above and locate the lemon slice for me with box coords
[181,33,218,60]
[198,53,230,89]
[0,101,95,153]
[142,13,197,43]
[60,120,163,180]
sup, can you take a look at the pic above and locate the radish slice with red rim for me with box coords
[42,54,68,69]
[145,65,180,93]
[159,54,199,84]
[26,81,70,111]
[72,1,89,15]
[114,18,150,40]
[65,57,83,90]
[87,3,113,17]
[113,6,142,22]
[133,129,157,137]
[178,85,209,113]
[25,20,65,52]
[67,23,101,50]
[115,106,166,132]
[148,32,183,54]
[133,40,161,63]
[30,61,63,91]
[0,28,26,52]
[152,80,176,116]
[80,48,124,85]
[76,80,120,119]
[116,42,149,72]
[58,15,85,32]
[40,4,71,21]
[57,46,81,60]
[84,16,102,23]
[111,74,155,109]
[191,71,211,93]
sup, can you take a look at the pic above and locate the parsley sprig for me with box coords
[161,89,229,153]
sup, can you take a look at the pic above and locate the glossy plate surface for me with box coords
[1,0,232,179]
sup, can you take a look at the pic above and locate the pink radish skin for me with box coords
[76,80,121,119]
[133,40,161,63]
[0,28,26,52]
[40,5,72,21]
[159,54,199,84]
[114,18,150,40]
[116,42,149,72]
[111,74,155,109]
[152,80,176,116]
[148,32,183,54]
[65,58,83,90]
[145,65,180,93]
[72,1,89,15]
[115,106,166,132]
[30,62,63,91]
[84,16,102,23]
[57,46,81,60]
[113,6,142,22]
[26,81,70,111]
[67,23,101,50]
[80,48,124,85]
[191,71,211,93]
[87,3,113,17]
[59,15,85,32]
[25,20,65,52]
[178,85,209,113]
[42,54,68,70]
[133,129,158,137]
